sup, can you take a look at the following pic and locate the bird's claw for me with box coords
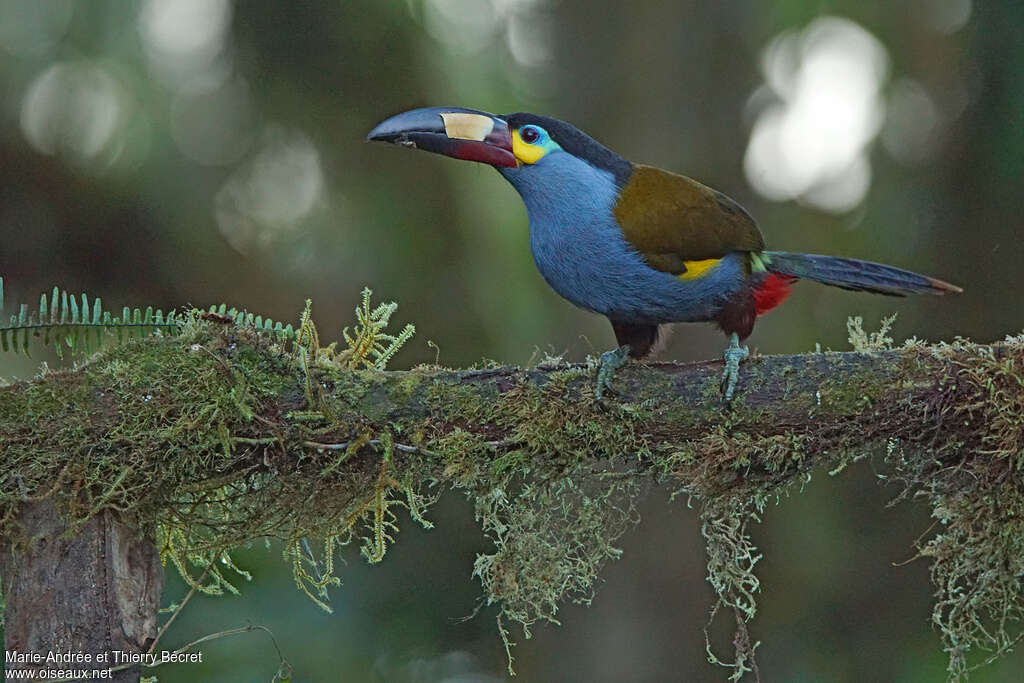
[721,342,749,401]
[595,345,630,401]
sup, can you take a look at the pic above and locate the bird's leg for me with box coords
[721,333,749,400]
[595,344,631,400]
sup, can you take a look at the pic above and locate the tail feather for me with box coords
[762,251,962,296]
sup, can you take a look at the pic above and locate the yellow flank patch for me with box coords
[512,129,545,165]
[678,258,722,280]
[440,112,494,141]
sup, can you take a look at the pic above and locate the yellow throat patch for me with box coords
[512,129,545,165]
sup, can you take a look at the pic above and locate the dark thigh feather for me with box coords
[610,320,662,358]
[716,288,756,340]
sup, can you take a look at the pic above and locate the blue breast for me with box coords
[498,152,744,325]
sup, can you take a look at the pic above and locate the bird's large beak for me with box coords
[367,106,516,168]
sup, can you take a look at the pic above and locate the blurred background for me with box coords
[1,1,1022,681]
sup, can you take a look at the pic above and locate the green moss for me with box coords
[0,293,426,607]
[815,366,893,415]
[1,301,1022,682]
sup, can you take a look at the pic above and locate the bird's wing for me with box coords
[613,164,765,275]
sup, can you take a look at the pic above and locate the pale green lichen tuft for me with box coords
[887,338,1024,681]
[847,313,897,353]
[701,496,764,681]
[341,287,416,370]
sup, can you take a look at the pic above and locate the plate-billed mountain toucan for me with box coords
[368,107,961,399]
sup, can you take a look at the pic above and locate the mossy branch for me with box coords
[1,310,1022,681]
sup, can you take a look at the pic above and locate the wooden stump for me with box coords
[1,501,163,682]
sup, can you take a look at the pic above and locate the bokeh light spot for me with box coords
[919,0,972,35]
[20,62,132,166]
[882,78,941,165]
[215,127,325,253]
[138,0,233,85]
[744,17,888,213]
[423,0,500,54]
[420,0,551,65]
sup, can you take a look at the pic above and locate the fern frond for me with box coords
[0,277,182,358]
[215,305,296,340]
[0,276,302,358]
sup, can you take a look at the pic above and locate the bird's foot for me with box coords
[721,334,749,401]
[595,345,631,401]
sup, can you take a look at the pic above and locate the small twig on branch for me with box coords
[147,561,216,656]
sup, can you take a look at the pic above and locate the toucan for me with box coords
[367,107,961,399]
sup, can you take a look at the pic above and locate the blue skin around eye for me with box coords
[522,126,562,156]
[496,150,744,325]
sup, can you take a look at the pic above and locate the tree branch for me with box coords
[1,326,1021,681]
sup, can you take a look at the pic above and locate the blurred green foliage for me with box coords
[1,1,1022,680]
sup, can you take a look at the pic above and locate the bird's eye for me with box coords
[520,126,543,144]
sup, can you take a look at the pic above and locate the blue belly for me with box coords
[499,153,745,325]
[529,225,744,325]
